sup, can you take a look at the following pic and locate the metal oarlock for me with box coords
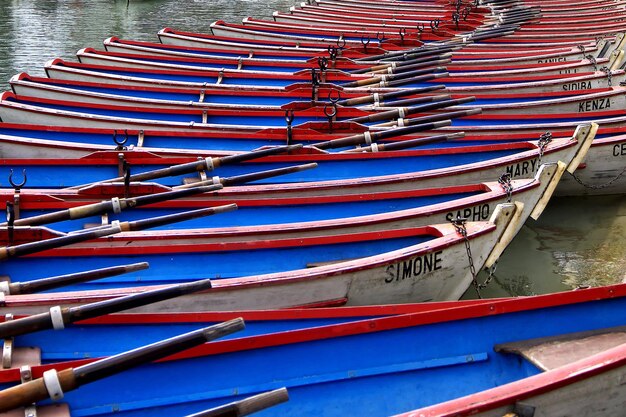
[328,89,341,105]
[8,169,26,221]
[112,129,129,151]
[324,103,337,133]
[285,110,294,146]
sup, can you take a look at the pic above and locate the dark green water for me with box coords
[0,0,624,299]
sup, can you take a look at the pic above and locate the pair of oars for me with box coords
[0,203,236,262]
[0,317,287,416]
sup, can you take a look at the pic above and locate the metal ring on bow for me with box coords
[328,45,338,61]
[398,27,406,42]
[324,103,338,119]
[328,89,341,104]
[318,57,328,72]
[8,169,27,190]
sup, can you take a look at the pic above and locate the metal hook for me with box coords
[328,45,338,61]
[311,68,320,102]
[398,28,406,43]
[463,7,471,21]
[328,89,341,104]
[113,129,129,151]
[285,110,294,145]
[6,202,14,246]
[336,37,346,49]
[376,31,385,43]
[318,56,328,72]
[360,35,371,49]
[324,103,338,119]
[123,160,131,199]
[324,103,337,133]
[430,19,440,33]
[8,169,27,191]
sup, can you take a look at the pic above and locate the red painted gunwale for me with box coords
[1,284,624,384]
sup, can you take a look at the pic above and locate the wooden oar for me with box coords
[69,144,303,189]
[0,273,221,339]
[0,204,236,261]
[1,262,149,295]
[340,132,465,153]
[0,319,245,412]
[350,53,452,74]
[337,85,446,107]
[368,93,451,109]
[3,184,223,227]
[362,45,456,62]
[312,120,451,150]
[341,67,447,88]
[185,388,289,417]
[372,108,482,128]
[346,97,475,124]
[384,72,448,88]
[173,163,317,189]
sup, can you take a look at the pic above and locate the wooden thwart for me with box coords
[495,326,626,371]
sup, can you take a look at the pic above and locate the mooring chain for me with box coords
[498,173,513,202]
[600,66,612,87]
[570,165,626,190]
[536,131,553,170]
[451,216,484,298]
[586,55,598,72]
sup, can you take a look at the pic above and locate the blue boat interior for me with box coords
[4,295,624,417]
[0,233,436,289]
[18,189,480,232]
[1,146,519,187]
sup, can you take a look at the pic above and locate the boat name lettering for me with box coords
[505,159,538,178]
[613,143,626,156]
[559,69,578,75]
[578,98,611,113]
[445,204,490,222]
[562,81,591,91]
[384,251,443,283]
[537,57,566,64]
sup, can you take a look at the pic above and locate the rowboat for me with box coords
[0,126,591,188]
[0,157,563,232]
[0,202,521,312]
[1,283,626,416]
[12,70,626,118]
[9,73,449,110]
[99,35,617,69]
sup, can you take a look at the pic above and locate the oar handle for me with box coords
[7,185,223,228]
[74,318,245,385]
[174,164,318,189]
[217,144,302,166]
[0,368,77,413]
[0,272,214,339]
[0,319,245,413]
[129,184,223,207]
[400,108,482,127]
[186,388,289,417]
[9,262,149,295]
[121,204,237,231]
[220,164,318,186]
[313,120,451,150]
[0,224,123,261]
[338,85,445,107]
[351,132,464,153]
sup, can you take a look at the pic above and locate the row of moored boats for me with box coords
[0,0,625,415]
